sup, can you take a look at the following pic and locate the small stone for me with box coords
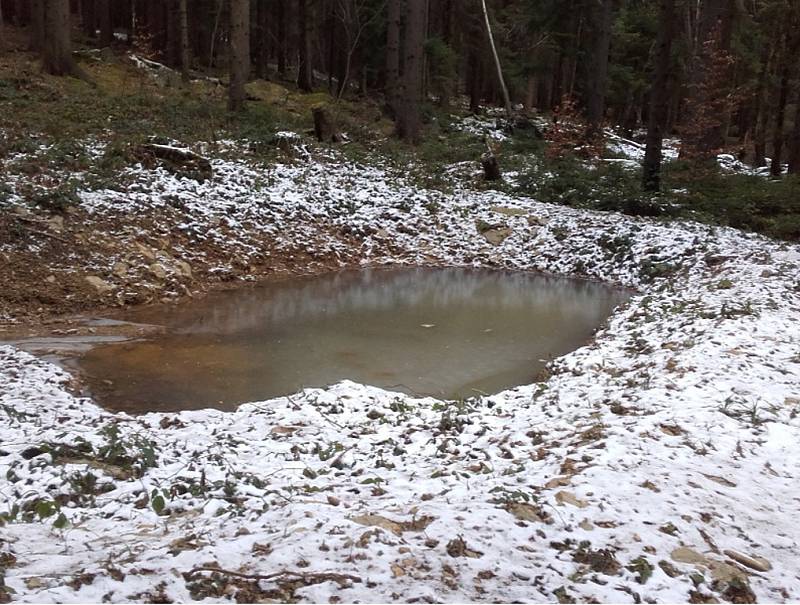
[481,227,513,246]
[85,276,115,294]
[112,262,129,278]
[671,547,708,566]
[45,275,56,284]
[555,490,588,508]
[134,242,156,260]
[326,495,340,507]
[150,263,168,280]
[176,260,192,278]
[46,215,64,233]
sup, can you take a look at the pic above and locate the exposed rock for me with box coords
[481,227,513,246]
[134,242,157,261]
[671,547,708,566]
[579,519,594,531]
[149,263,168,280]
[545,476,572,489]
[506,502,551,523]
[490,206,526,216]
[46,215,64,233]
[175,260,192,279]
[555,491,588,508]
[112,262,129,278]
[85,276,115,294]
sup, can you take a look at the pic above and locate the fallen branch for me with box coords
[186,566,362,587]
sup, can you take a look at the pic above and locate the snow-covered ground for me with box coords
[1,135,799,603]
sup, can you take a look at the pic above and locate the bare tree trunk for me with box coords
[770,59,790,177]
[208,0,223,69]
[583,0,615,140]
[178,0,190,81]
[98,0,113,46]
[297,0,314,92]
[42,0,83,77]
[30,0,45,51]
[396,0,425,143]
[752,41,773,167]
[789,95,800,175]
[276,0,287,77]
[228,0,250,110]
[643,0,676,192]
[81,0,95,38]
[385,0,401,115]
[480,0,511,118]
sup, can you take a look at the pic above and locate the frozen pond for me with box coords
[77,268,629,412]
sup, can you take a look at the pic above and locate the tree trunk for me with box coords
[642,0,676,192]
[583,0,615,140]
[396,0,425,144]
[297,0,314,92]
[385,0,401,115]
[228,0,250,111]
[81,0,95,38]
[178,0,190,81]
[276,0,287,77]
[752,42,773,167]
[788,96,800,175]
[30,0,45,51]
[98,0,113,46]
[770,59,790,177]
[42,0,82,77]
[480,0,511,118]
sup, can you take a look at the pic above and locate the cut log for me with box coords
[137,143,212,182]
[313,106,341,143]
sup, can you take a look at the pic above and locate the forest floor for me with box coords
[1,36,800,603]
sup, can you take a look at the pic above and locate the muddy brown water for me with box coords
[72,268,629,412]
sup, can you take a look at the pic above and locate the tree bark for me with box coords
[98,0,113,46]
[789,96,800,175]
[297,0,314,92]
[385,0,401,115]
[396,0,425,144]
[42,0,82,77]
[582,0,615,140]
[30,0,45,51]
[480,0,512,119]
[81,0,95,38]
[642,0,676,192]
[276,0,287,77]
[178,0,190,81]
[228,0,250,111]
[770,59,790,177]
[752,41,773,167]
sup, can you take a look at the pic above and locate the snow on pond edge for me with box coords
[1,146,799,603]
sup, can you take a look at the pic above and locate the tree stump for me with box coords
[481,151,502,181]
[313,106,341,143]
